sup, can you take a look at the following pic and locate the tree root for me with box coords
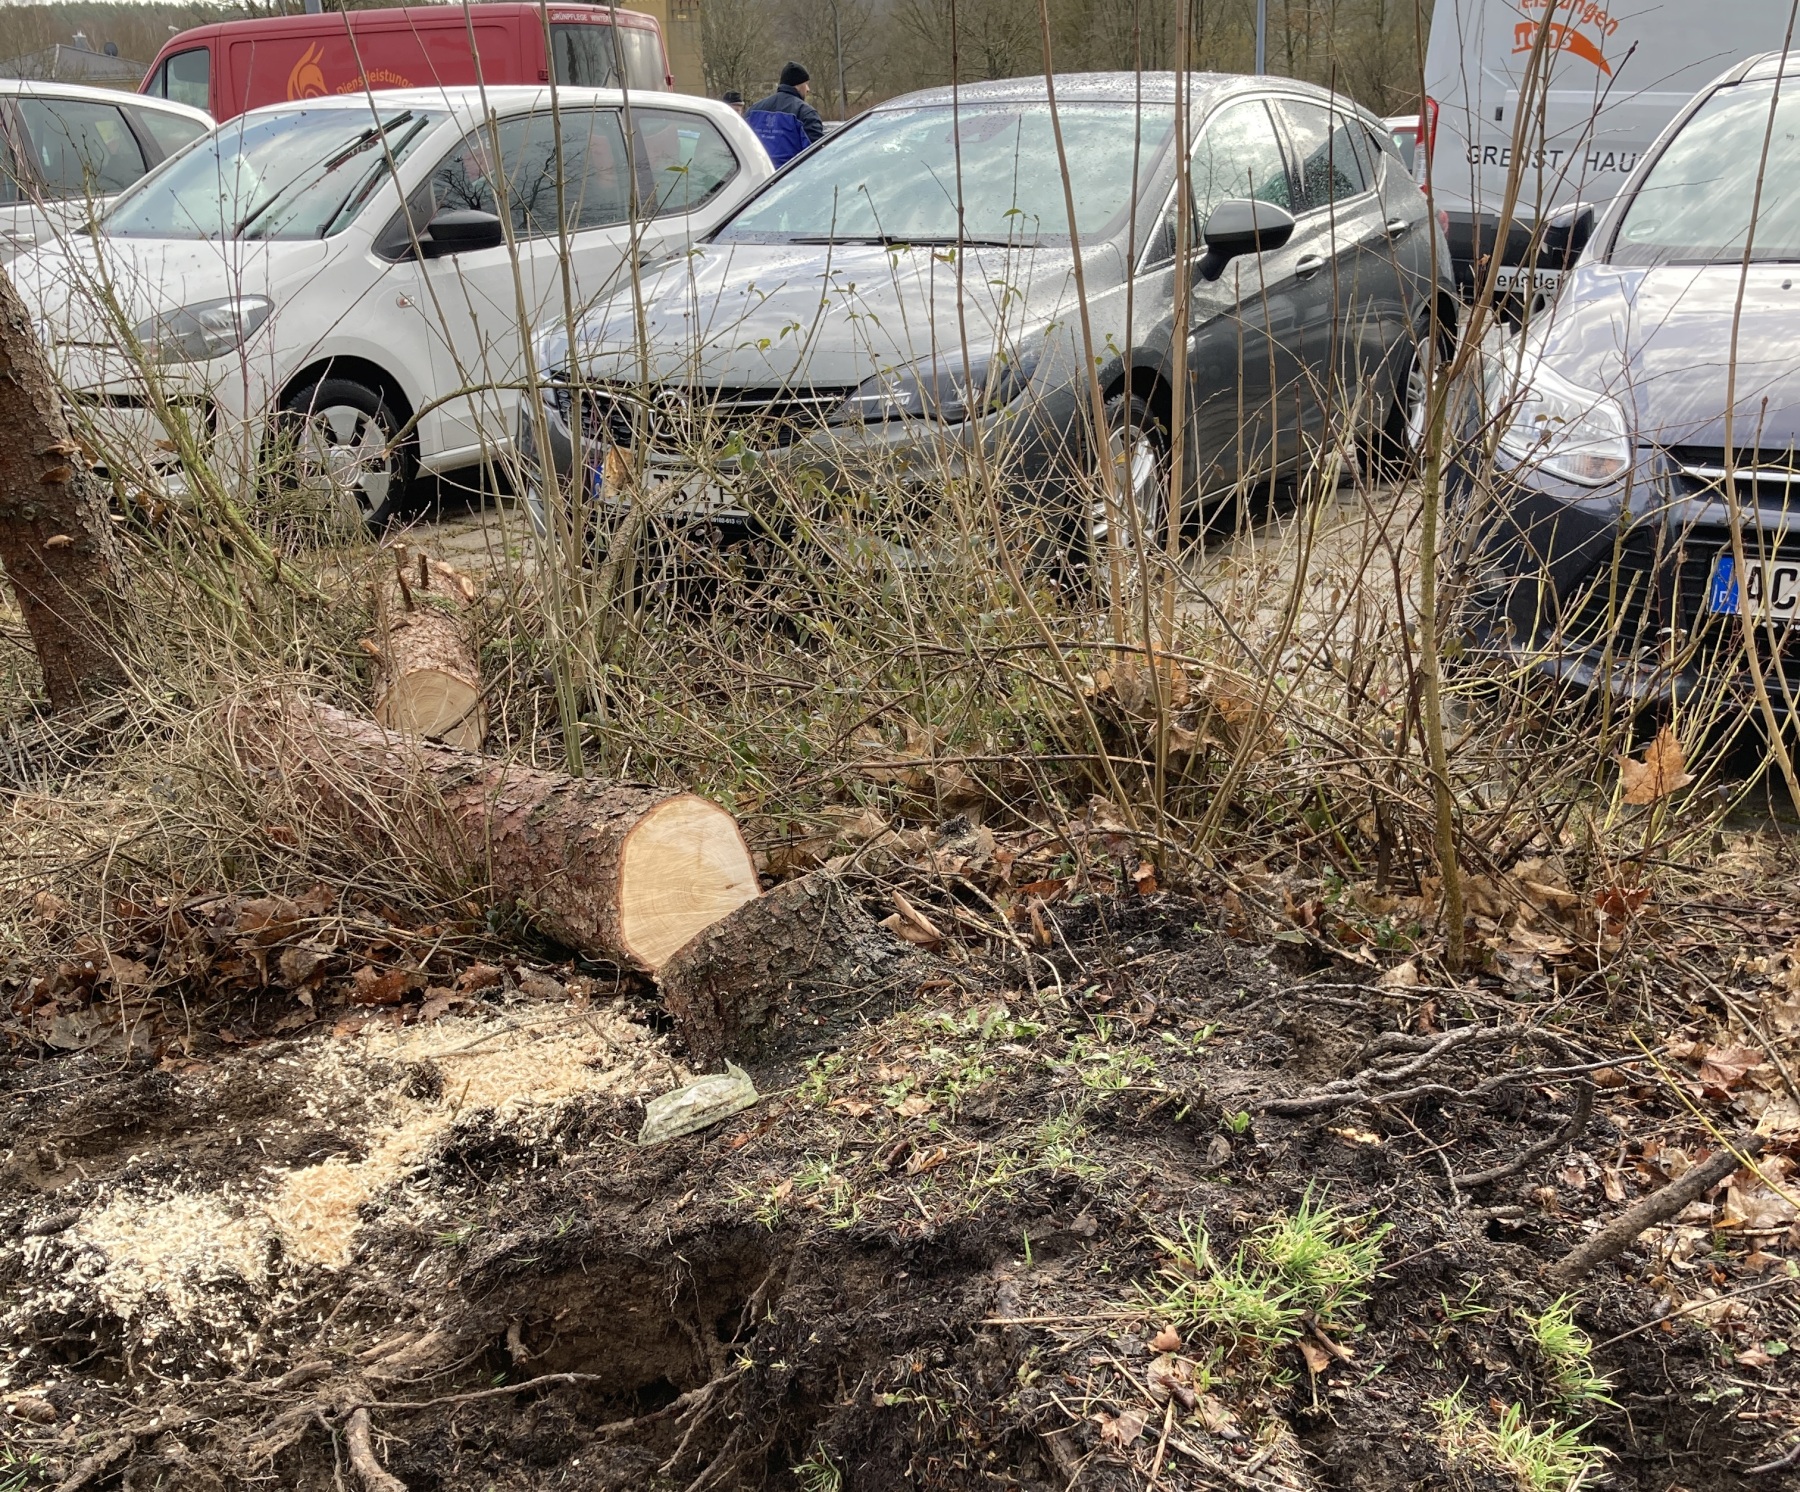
[1261,1024,1570,1116]
[1453,1080,1594,1189]
[346,1407,408,1492]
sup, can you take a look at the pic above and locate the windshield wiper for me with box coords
[233,111,416,239]
[778,233,1028,247]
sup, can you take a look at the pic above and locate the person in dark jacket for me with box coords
[747,62,825,168]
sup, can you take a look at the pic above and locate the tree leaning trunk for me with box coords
[366,549,486,750]
[226,693,759,971]
[658,871,938,1066]
[0,266,126,710]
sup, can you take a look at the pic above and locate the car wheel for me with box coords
[274,375,415,528]
[1375,321,1455,481]
[1083,391,1172,584]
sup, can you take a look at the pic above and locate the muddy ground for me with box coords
[4,883,1799,1491]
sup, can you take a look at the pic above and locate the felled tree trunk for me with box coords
[227,694,758,970]
[366,549,485,750]
[658,872,937,1066]
[0,266,126,710]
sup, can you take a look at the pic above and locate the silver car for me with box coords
[0,79,211,260]
[520,73,1456,556]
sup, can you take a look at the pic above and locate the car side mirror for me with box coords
[1540,202,1595,268]
[425,208,506,256]
[1198,199,1295,278]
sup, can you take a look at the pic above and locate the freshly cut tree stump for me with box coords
[227,694,758,971]
[658,871,938,1066]
[366,550,485,750]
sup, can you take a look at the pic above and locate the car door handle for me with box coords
[1385,218,1412,239]
[1294,254,1328,278]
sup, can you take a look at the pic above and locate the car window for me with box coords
[1278,99,1368,213]
[1613,77,1800,266]
[430,111,642,237]
[150,49,210,114]
[18,98,147,199]
[633,109,738,216]
[1192,98,1293,227]
[563,111,635,229]
[720,102,1175,246]
[134,107,208,160]
[107,106,436,240]
[549,23,667,91]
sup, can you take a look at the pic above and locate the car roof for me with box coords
[875,71,1379,119]
[153,3,661,48]
[233,84,728,125]
[0,78,212,124]
[1733,49,1800,83]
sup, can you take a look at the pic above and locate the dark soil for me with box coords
[3,893,1796,1491]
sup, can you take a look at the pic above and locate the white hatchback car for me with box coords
[15,87,769,521]
[0,79,212,260]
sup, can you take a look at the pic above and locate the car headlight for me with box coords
[1490,356,1630,486]
[133,296,273,365]
[830,351,1034,426]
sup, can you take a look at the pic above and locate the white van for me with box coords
[1419,0,1797,296]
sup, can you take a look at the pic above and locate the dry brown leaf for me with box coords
[1097,1408,1146,1448]
[1195,1395,1242,1438]
[1377,959,1421,989]
[1297,1338,1331,1376]
[1697,1044,1765,1093]
[1150,1325,1183,1353]
[1619,725,1695,805]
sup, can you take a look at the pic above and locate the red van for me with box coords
[139,3,671,123]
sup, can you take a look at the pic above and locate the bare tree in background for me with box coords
[892,0,1039,82]
[0,269,125,711]
[701,0,774,97]
[777,0,875,117]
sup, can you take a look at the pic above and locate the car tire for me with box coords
[273,375,416,529]
[1079,391,1173,589]
[1373,319,1455,483]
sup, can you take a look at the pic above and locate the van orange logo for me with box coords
[287,43,327,100]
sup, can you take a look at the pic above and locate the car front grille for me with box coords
[1664,444,1800,502]
[1556,516,1800,682]
[557,383,856,454]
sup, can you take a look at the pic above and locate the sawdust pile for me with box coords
[72,1193,268,1325]
[267,1005,683,1267]
[70,1002,684,1329]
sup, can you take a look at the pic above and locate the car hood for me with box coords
[1534,262,1800,451]
[553,238,1120,388]
[15,236,331,351]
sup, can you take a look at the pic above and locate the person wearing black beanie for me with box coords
[747,60,825,166]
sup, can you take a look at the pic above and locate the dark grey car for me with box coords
[520,73,1457,553]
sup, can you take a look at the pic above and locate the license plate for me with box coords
[589,447,745,520]
[1708,553,1800,621]
[1492,265,1562,293]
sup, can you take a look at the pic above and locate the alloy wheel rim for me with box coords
[293,402,395,517]
[1092,423,1167,555]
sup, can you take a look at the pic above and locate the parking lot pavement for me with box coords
[1178,477,1422,665]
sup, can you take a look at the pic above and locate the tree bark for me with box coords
[0,265,126,710]
[225,693,759,971]
[366,548,486,750]
[658,871,938,1066]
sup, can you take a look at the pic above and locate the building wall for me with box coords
[633,0,702,93]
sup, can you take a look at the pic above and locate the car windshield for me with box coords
[716,101,1176,245]
[1613,77,1800,265]
[105,107,438,241]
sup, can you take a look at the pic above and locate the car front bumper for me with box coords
[1454,448,1800,721]
[512,377,1085,543]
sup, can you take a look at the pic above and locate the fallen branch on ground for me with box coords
[1548,1136,1763,1286]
